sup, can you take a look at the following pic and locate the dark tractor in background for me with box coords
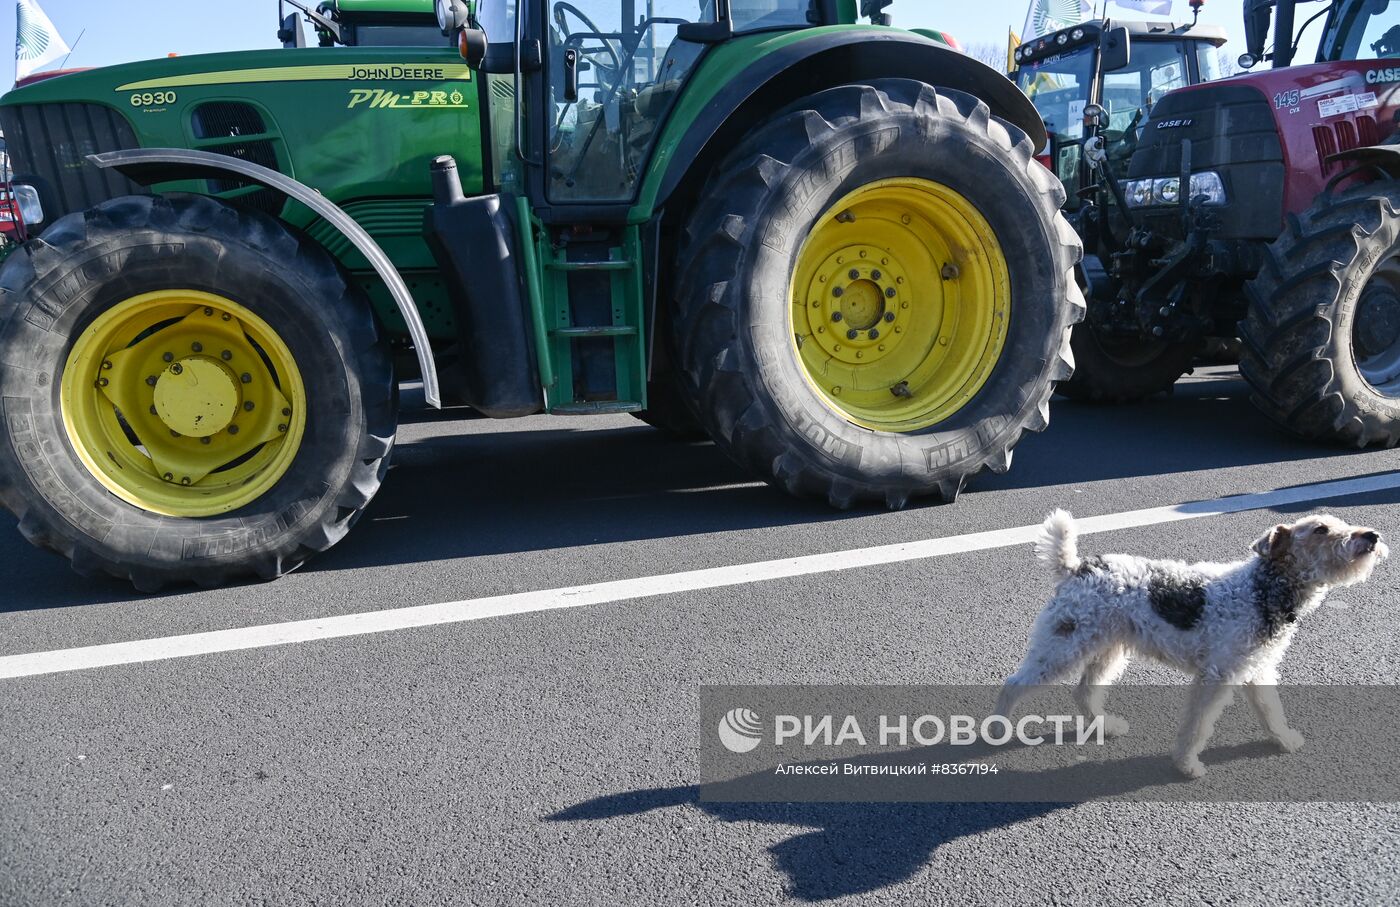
[1101,0,1400,446]
[1014,16,1228,401]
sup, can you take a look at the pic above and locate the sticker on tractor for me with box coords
[1318,94,1360,117]
[347,88,469,110]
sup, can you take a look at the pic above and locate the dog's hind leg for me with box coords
[1073,646,1131,738]
[1243,682,1305,753]
[996,639,1095,720]
[1173,680,1236,778]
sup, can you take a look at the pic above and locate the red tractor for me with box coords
[1082,0,1400,446]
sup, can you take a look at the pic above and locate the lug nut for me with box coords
[244,401,255,412]
[1159,306,1172,317]
[146,376,158,387]
[170,430,180,438]
[886,288,897,298]
[95,377,108,388]
[200,437,211,445]
[163,472,174,482]
[869,329,880,340]
[163,352,174,363]
[1152,326,1165,337]
[101,360,112,370]
[831,312,843,322]
[228,425,240,435]
[221,350,232,361]
[191,342,203,353]
[281,407,291,417]
[832,287,844,298]
[849,269,860,280]
[277,423,288,433]
[181,477,192,486]
[871,270,882,280]
[884,312,896,322]
[941,263,960,280]
[149,405,158,415]
[203,307,213,316]
[221,313,231,322]
[847,329,859,340]
[240,373,252,384]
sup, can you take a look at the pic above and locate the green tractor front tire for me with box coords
[670,80,1083,508]
[0,194,398,591]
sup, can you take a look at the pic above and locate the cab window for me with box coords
[546,0,711,202]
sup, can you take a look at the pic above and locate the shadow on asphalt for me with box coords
[309,371,1340,571]
[0,370,1380,610]
[547,739,1280,901]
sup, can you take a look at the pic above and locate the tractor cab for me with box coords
[1014,19,1227,207]
[468,0,834,209]
[279,0,453,48]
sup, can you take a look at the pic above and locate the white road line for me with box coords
[2,470,1398,680]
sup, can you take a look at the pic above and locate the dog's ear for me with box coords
[1252,524,1292,559]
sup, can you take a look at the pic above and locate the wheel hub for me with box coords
[798,244,912,366]
[788,178,1010,433]
[61,290,305,517]
[153,358,239,438]
[1355,280,1400,393]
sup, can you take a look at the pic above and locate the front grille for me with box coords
[1129,84,1285,241]
[0,102,146,220]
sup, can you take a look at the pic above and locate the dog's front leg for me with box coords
[1173,681,1235,778]
[1243,682,1305,753]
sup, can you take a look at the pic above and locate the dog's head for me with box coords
[1252,514,1389,587]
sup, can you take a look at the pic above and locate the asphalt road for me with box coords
[2,366,1399,906]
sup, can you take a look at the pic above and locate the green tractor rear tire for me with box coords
[0,194,397,590]
[671,80,1083,508]
[1240,184,1400,447]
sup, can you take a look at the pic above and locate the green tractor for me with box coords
[0,0,1082,590]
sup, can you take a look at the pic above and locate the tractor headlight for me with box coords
[1186,170,1227,205]
[1124,179,1156,208]
[12,184,43,226]
[1122,172,1227,208]
[436,0,469,34]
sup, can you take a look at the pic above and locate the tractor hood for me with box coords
[0,44,479,231]
[1131,59,1400,233]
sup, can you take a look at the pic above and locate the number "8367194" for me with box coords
[129,91,177,108]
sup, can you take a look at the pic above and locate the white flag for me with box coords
[1022,0,1093,39]
[15,0,70,82]
[1110,0,1174,14]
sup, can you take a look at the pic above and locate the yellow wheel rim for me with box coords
[60,290,307,517]
[790,177,1011,432]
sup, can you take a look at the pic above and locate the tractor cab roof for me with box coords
[1016,18,1227,67]
[322,0,434,15]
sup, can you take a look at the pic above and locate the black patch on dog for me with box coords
[1252,559,1307,639]
[1053,618,1077,636]
[1148,571,1206,630]
[1074,556,1107,577]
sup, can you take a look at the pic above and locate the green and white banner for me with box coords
[1021,0,1092,39]
[15,0,69,83]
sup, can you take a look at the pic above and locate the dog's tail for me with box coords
[1036,509,1081,578]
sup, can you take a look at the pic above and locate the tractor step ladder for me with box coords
[517,199,648,414]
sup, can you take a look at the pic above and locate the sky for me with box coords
[1,1,1257,82]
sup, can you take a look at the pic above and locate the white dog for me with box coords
[996,511,1388,778]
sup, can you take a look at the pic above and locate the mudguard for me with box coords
[649,30,1045,212]
[86,148,442,408]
